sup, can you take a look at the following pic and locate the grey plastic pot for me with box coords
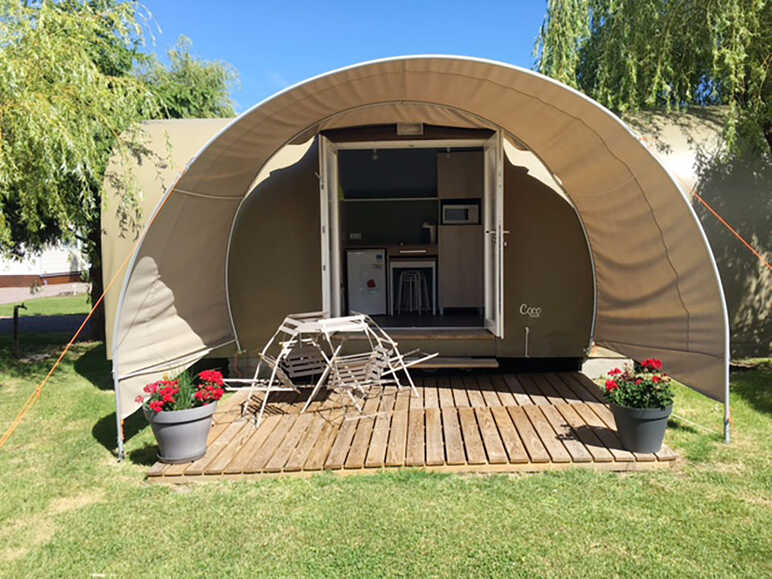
[143,402,217,464]
[611,403,673,453]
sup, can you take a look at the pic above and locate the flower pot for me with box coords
[143,402,217,463]
[611,403,673,453]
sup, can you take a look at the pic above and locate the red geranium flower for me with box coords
[605,379,619,392]
[652,375,662,383]
[608,368,622,376]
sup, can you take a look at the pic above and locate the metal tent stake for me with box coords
[12,303,27,358]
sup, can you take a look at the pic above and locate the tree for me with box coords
[0,0,237,340]
[142,35,238,120]
[534,0,771,159]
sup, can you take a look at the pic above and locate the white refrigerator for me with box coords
[346,249,387,315]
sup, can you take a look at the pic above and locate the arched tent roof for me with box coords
[112,56,728,432]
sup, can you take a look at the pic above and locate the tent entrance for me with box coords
[319,134,504,335]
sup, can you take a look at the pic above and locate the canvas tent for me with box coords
[105,56,730,457]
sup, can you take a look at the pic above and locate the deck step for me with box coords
[342,329,494,341]
[414,356,499,369]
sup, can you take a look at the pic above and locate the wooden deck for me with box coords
[146,372,677,482]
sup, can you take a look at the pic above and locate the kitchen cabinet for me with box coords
[439,225,483,311]
[437,151,484,199]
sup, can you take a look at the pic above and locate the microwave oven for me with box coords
[441,202,480,225]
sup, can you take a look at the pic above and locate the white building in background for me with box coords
[0,242,87,288]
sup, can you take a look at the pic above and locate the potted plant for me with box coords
[137,369,225,463]
[603,358,674,453]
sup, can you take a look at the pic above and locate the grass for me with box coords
[0,335,770,577]
[0,294,91,318]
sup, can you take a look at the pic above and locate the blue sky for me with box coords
[142,1,548,113]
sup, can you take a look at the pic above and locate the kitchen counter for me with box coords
[345,243,438,257]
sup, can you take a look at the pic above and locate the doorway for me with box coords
[319,134,504,335]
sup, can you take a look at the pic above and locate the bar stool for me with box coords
[396,270,432,315]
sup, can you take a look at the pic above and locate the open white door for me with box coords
[483,132,504,337]
[319,135,342,316]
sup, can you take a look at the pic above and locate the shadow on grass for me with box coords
[128,443,160,466]
[667,418,699,434]
[92,409,151,463]
[731,366,771,416]
[73,342,112,390]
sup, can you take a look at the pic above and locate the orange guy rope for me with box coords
[0,166,186,452]
[691,190,772,273]
[0,250,132,451]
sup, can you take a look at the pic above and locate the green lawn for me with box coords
[0,336,770,577]
[0,294,91,318]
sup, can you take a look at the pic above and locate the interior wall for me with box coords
[227,139,322,352]
[496,160,594,358]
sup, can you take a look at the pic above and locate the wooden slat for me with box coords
[475,408,508,464]
[490,406,529,463]
[245,415,297,472]
[205,422,261,475]
[325,414,359,470]
[385,409,408,467]
[344,393,382,469]
[424,408,444,466]
[476,375,502,407]
[283,416,326,472]
[423,378,440,409]
[365,387,397,468]
[160,420,233,476]
[450,375,470,407]
[491,374,517,406]
[529,373,568,405]
[655,446,678,461]
[539,405,592,463]
[555,403,613,462]
[504,375,534,405]
[545,373,590,403]
[405,409,425,466]
[303,412,345,471]
[441,408,466,465]
[384,386,412,467]
[437,375,455,408]
[457,407,486,464]
[214,391,248,419]
[284,382,336,472]
[571,402,635,462]
[264,413,315,472]
[517,375,551,406]
[409,382,425,410]
[147,462,168,477]
[507,406,550,463]
[522,405,571,463]
[561,372,605,402]
[464,375,486,408]
[222,415,283,474]
[184,420,248,475]
[394,385,411,412]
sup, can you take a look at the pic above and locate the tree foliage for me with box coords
[534,0,771,158]
[0,0,237,339]
[141,35,237,120]
[0,0,158,255]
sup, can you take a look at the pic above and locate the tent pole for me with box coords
[724,358,731,444]
[114,369,125,461]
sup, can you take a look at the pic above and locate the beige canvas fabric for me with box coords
[109,56,728,421]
